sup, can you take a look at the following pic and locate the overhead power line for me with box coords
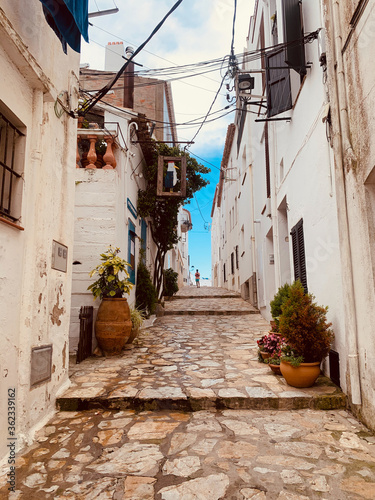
[80,0,185,115]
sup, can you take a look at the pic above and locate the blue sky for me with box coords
[82,0,254,279]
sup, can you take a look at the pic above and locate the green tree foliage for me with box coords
[137,142,210,296]
[270,282,292,326]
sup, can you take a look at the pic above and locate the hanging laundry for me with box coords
[40,0,89,53]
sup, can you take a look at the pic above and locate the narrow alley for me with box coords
[2,288,374,499]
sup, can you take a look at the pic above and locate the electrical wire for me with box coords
[186,73,227,147]
[80,0,185,115]
[193,193,208,224]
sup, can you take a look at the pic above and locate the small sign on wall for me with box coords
[52,240,68,272]
[269,254,275,265]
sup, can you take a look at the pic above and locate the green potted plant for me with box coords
[270,282,292,330]
[88,246,134,356]
[135,251,157,316]
[264,351,282,375]
[278,281,334,387]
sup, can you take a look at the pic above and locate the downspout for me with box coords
[325,0,361,404]
[270,121,281,291]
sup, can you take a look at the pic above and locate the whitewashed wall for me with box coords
[69,109,150,353]
[323,0,375,429]
[248,0,345,373]
[0,1,79,462]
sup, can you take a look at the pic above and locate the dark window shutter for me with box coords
[282,0,306,74]
[231,252,235,274]
[265,49,292,118]
[291,218,308,293]
[223,263,226,282]
[235,245,239,269]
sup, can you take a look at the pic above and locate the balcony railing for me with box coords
[76,127,118,169]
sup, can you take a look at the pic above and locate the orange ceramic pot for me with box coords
[95,298,132,356]
[280,360,321,388]
[269,363,282,375]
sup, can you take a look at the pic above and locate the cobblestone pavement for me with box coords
[2,409,375,499]
[57,290,344,412]
[2,287,374,499]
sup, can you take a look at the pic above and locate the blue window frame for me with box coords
[128,220,136,284]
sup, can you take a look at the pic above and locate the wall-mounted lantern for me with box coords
[157,155,187,198]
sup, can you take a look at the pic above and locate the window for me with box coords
[0,111,24,223]
[235,245,239,269]
[231,252,235,275]
[128,220,136,284]
[223,263,227,282]
[291,218,308,293]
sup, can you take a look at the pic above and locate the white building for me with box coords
[0,0,82,462]
[322,0,375,429]
[212,0,346,396]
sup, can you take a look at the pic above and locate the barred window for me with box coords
[0,111,25,223]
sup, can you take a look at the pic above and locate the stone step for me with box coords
[167,295,241,300]
[57,379,346,413]
[163,310,259,316]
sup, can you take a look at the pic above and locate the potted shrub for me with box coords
[270,282,292,330]
[135,253,157,316]
[278,281,334,387]
[163,268,179,297]
[88,246,134,356]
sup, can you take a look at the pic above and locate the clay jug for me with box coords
[95,298,132,355]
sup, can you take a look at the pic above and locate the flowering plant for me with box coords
[264,351,282,365]
[261,333,285,355]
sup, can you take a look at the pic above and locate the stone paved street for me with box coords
[2,287,375,499]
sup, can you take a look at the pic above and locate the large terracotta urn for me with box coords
[280,360,321,388]
[95,298,132,355]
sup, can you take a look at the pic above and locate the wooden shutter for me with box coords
[265,49,292,118]
[282,0,306,74]
[231,252,235,275]
[291,218,308,293]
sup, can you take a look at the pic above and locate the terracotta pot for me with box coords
[280,360,321,388]
[260,351,271,360]
[95,298,132,356]
[269,363,282,375]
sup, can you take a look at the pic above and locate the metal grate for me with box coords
[76,306,93,363]
[0,113,23,221]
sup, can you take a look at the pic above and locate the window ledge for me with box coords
[0,216,24,231]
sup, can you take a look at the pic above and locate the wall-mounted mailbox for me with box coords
[52,240,68,272]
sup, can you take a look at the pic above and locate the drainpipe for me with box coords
[325,0,361,405]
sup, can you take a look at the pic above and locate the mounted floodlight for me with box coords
[237,74,255,91]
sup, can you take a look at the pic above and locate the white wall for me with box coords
[0,1,79,461]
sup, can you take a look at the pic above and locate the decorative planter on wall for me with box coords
[280,360,321,388]
[95,298,132,355]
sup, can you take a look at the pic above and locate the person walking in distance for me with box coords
[195,269,200,288]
